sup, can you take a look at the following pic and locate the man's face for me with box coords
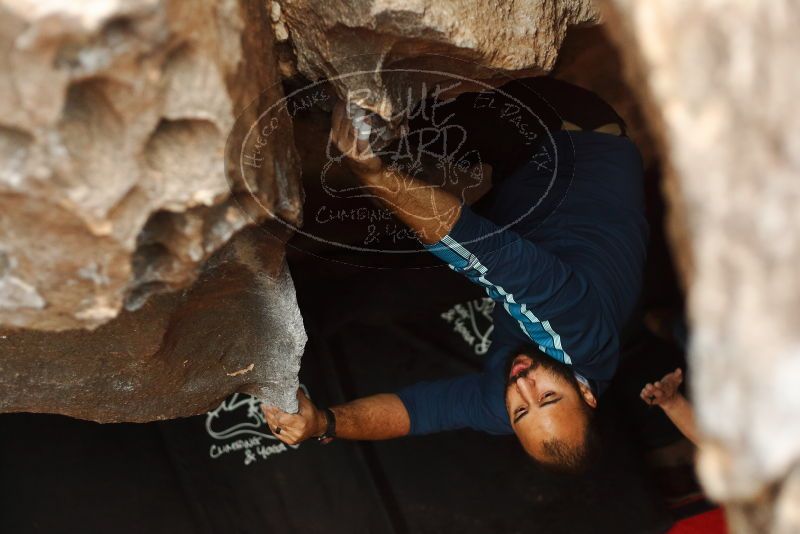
[504,352,597,464]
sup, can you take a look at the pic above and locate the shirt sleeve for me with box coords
[426,206,600,366]
[396,372,512,436]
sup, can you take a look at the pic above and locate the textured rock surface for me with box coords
[0,0,306,417]
[598,0,800,530]
[0,228,306,421]
[276,0,598,119]
[0,0,302,331]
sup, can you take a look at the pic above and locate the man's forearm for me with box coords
[357,167,462,244]
[322,393,411,441]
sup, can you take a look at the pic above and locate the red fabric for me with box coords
[668,508,727,534]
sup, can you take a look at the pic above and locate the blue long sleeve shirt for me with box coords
[397,130,648,435]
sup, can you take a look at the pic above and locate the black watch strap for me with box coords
[317,408,336,444]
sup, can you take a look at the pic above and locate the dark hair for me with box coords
[539,410,600,475]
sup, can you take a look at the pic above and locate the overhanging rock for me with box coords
[0,228,306,421]
[276,0,599,118]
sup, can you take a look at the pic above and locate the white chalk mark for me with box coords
[226,363,255,377]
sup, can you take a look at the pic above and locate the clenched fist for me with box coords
[261,388,327,446]
[329,101,384,177]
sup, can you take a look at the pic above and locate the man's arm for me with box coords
[329,101,461,244]
[262,370,511,445]
[262,389,410,446]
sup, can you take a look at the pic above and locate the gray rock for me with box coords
[0,228,306,420]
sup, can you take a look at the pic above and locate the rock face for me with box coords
[276,0,599,118]
[0,0,307,417]
[0,0,302,331]
[597,0,800,531]
[0,228,307,421]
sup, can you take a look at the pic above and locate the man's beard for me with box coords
[505,347,580,389]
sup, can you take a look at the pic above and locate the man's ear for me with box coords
[578,381,598,408]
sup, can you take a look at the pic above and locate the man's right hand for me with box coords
[262,388,327,446]
[329,101,384,177]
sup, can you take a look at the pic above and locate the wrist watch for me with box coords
[317,408,336,444]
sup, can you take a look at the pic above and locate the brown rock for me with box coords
[277,0,599,119]
[0,0,302,331]
[597,0,800,529]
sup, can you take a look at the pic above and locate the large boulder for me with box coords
[0,0,306,418]
[597,0,800,530]
[0,0,302,331]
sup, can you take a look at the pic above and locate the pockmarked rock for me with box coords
[0,229,307,421]
[0,0,301,331]
[277,0,599,119]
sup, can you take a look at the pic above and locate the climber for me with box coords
[263,79,648,473]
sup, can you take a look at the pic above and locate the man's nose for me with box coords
[515,375,537,404]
